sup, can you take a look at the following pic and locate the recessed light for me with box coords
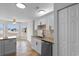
[16,3,25,9]
[38,10,45,15]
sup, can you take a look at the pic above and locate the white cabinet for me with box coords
[35,38,41,54]
[31,37,37,51]
[35,19,50,30]
[31,37,42,54]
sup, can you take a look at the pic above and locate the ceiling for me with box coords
[0,3,53,23]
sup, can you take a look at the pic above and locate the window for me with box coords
[7,22,17,38]
[0,23,3,39]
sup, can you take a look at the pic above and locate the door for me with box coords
[68,4,79,56]
[58,4,79,56]
[58,7,68,56]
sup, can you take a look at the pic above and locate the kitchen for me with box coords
[0,3,54,56]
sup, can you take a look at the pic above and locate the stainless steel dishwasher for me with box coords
[41,40,52,56]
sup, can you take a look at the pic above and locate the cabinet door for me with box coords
[31,37,42,54]
[0,41,4,56]
[4,40,10,55]
[4,39,16,55]
[1,41,5,56]
[36,39,41,54]
[8,39,16,53]
[31,37,37,51]
[58,8,68,56]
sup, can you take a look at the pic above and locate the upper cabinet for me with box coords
[35,12,54,30]
[37,24,46,30]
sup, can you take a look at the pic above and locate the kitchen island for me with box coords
[0,38,16,56]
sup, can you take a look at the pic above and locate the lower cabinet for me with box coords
[0,38,16,56]
[0,40,4,56]
[35,39,41,54]
[31,37,52,56]
[4,39,16,55]
[31,37,42,54]
[0,41,2,55]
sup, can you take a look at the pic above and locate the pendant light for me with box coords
[13,18,16,24]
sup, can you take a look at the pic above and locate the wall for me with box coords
[54,3,74,56]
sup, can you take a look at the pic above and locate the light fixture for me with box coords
[16,3,25,9]
[38,10,45,15]
[13,18,16,24]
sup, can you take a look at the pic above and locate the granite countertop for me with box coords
[0,36,16,41]
[42,37,54,43]
[32,36,54,43]
[32,36,43,38]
